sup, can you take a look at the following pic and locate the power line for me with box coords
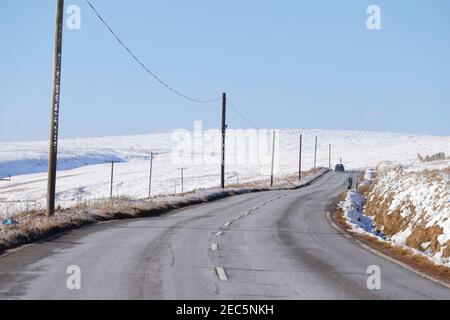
[227,99,258,129]
[85,0,220,104]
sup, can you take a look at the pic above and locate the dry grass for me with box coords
[359,233,450,285]
[327,191,348,228]
[406,224,443,253]
[330,192,450,286]
[357,183,371,196]
[443,241,450,259]
[364,192,412,237]
[361,165,449,254]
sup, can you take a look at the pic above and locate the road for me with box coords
[0,171,449,300]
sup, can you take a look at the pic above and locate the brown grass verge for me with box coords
[443,241,450,259]
[329,192,450,286]
[407,224,443,253]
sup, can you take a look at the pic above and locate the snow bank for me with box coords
[340,185,384,238]
[362,160,450,266]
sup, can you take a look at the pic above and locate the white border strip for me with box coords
[216,267,228,281]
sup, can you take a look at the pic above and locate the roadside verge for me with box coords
[326,195,450,289]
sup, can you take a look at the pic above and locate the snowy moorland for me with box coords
[1,128,449,216]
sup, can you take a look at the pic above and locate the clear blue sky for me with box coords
[1,0,450,141]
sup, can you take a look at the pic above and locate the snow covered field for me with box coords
[1,128,449,216]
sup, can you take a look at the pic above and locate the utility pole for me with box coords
[314,136,318,173]
[221,92,226,189]
[148,152,154,198]
[270,130,276,187]
[46,0,64,217]
[298,134,302,181]
[106,160,118,201]
[178,168,186,195]
[328,144,332,169]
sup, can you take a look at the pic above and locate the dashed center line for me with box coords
[212,197,289,283]
[211,195,291,283]
[216,267,228,281]
[219,195,285,233]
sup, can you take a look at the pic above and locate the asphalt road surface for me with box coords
[0,171,449,300]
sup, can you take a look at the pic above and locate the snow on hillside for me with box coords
[361,160,450,266]
[0,128,449,216]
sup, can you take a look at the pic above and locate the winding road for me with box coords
[0,171,449,299]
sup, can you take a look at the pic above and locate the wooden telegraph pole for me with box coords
[313,136,318,173]
[298,134,302,181]
[221,93,226,189]
[178,168,186,195]
[105,160,118,201]
[148,152,154,198]
[328,144,332,169]
[270,131,276,187]
[47,0,64,216]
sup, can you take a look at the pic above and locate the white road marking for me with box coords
[211,243,218,251]
[216,267,228,281]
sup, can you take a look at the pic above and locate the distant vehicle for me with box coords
[335,164,345,172]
